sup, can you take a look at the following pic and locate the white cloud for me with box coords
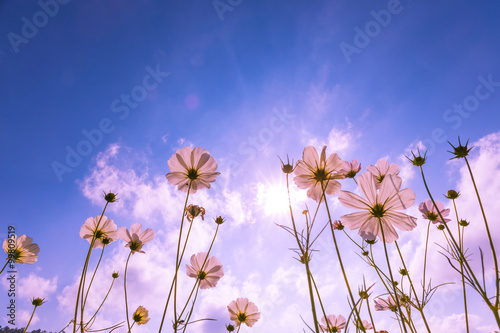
[17,273,58,300]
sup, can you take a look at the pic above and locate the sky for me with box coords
[1,0,500,332]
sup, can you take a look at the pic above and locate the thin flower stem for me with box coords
[394,241,431,333]
[309,271,331,332]
[378,218,408,333]
[418,165,499,326]
[83,245,106,309]
[0,260,9,275]
[323,186,365,333]
[158,182,192,333]
[365,299,377,333]
[22,305,38,333]
[452,199,469,333]
[178,224,220,322]
[286,174,320,333]
[123,251,133,333]
[464,156,499,309]
[421,221,431,303]
[73,202,109,333]
[181,282,201,333]
[236,325,242,333]
[177,279,201,324]
[85,276,117,330]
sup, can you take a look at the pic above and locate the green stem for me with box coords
[366,299,377,333]
[83,245,106,311]
[22,305,38,333]
[85,275,117,330]
[395,241,431,332]
[378,218,408,333]
[323,186,365,333]
[452,199,469,333]
[73,202,109,333]
[158,182,192,333]
[421,221,431,303]
[181,282,201,333]
[464,157,499,309]
[0,260,8,275]
[124,251,133,333]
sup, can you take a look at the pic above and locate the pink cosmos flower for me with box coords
[294,146,345,203]
[367,159,400,189]
[166,147,220,193]
[79,215,118,249]
[374,296,398,312]
[227,298,260,327]
[186,252,224,289]
[3,235,39,264]
[418,200,451,224]
[341,159,362,178]
[117,223,155,254]
[320,314,346,332]
[338,172,417,243]
[355,320,373,330]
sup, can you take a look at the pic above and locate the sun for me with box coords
[256,180,307,216]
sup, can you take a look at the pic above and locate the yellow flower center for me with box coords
[186,168,199,180]
[237,312,247,323]
[313,168,329,183]
[370,203,387,218]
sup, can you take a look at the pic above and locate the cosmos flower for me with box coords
[341,159,362,178]
[79,215,118,249]
[338,172,417,243]
[132,306,150,325]
[166,147,220,193]
[366,159,400,189]
[418,200,451,224]
[185,204,205,222]
[374,296,398,312]
[354,320,373,330]
[3,235,40,264]
[227,298,260,327]
[320,314,346,332]
[294,145,345,203]
[186,252,224,289]
[117,223,155,254]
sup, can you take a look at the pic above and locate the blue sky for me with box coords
[1,0,500,332]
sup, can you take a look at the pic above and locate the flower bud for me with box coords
[448,137,473,159]
[407,149,427,166]
[112,271,119,279]
[445,189,460,199]
[31,298,45,306]
[103,191,118,203]
[459,219,470,227]
[437,224,445,230]
[214,216,225,225]
[226,324,235,332]
[279,155,295,174]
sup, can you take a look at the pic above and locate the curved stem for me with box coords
[124,251,133,333]
[421,221,431,303]
[22,305,38,333]
[378,218,408,333]
[85,276,117,330]
[0,260,8,275]
[159,182,192,333]
[464,157,499,309]
[83,245,106,310]
[73,202,109,333]
[323,183,365,332]
[395,241,431,332]
[452,199,469,333]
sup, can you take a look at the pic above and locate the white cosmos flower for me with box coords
[320,314,346,332]
[166,147,220,193]
[79,215,118,249]
[338,172,417,243]
[117,223,155,254]
[294,145,345,203]
[3,235,40,264]
[227,298,260,327]
[186,252,224,289]
[367,158,400,189]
